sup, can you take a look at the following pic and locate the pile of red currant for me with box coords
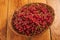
[12,3,54,36]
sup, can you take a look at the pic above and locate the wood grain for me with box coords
[0,0,7,30]
[0,0,60,40]
[7,0,51,40]
[0,0,8,40]
[46,0,60,40]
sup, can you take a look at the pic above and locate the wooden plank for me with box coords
[46,0,60,40]
[7,0,51,40]
[0,0,8,40]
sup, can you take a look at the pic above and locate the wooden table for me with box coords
[0,0,60,40]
